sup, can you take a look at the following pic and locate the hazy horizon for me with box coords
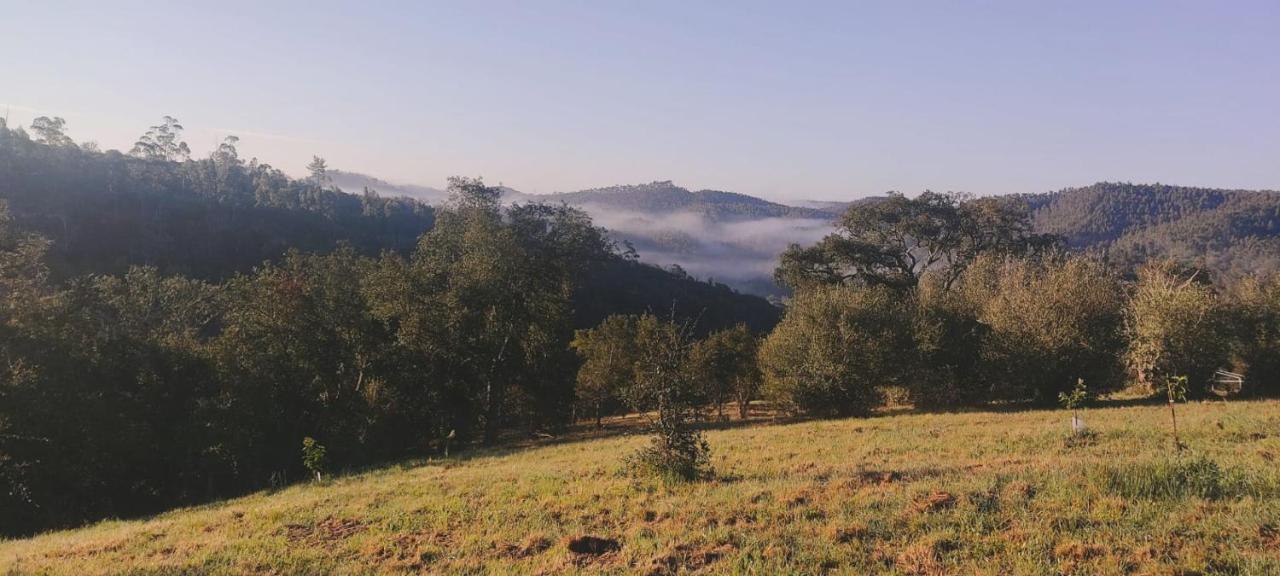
[4,1,1278,201]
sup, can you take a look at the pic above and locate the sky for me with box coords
[2,0,1278,201]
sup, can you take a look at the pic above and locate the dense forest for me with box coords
[1028,182,1280,278]
[0,118,775,536]
[3,116,1280,539]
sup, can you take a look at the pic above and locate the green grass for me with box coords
[3,400,1280,575]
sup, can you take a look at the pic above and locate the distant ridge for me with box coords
[1027,182,1280,277]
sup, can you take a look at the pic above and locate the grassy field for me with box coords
[3,400,1279,575]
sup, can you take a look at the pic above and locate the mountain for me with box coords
[330,173,1280,294]
[1028,182,1280,278]
[323,178,844,297]
[525,181,837,220]
[516,182,840,297]
[328,170,449,203]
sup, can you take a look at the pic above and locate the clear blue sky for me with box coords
[3,0,1277,201]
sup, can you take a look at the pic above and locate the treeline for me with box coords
[1028,182,1280,278]
[574,191,1280,432]
[0,118,779,333]
[0,117,435,281]
[0,179,615,535]
[0,118,777,537]
[759,192,1280,413]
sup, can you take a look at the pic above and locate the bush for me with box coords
[759,285,914,416]
[301,437,328,481]
[1126,261,1230,398]
[1228,275,1280,396]
[909,276,989,407]
[957,254,1126,403]
[625,315,712,481]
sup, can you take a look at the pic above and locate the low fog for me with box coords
[579,204,834,296]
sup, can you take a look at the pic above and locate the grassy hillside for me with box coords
[3,400,1279,575]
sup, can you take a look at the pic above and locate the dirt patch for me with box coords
[284,516,365,543]
[911,492,956,513]
[1053,540,1106,561]
[566,535,621,555]
[645,543,735,576]
[855,469,903,486]
[831,524,868,544]
[364,530,450,570]
[497,535,552,558]
[781,490,811,508]
[1260,523,1280,549]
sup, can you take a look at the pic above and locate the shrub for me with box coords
[1228,274,1280,396]
[759,285,914,416]
[301,437,328,481]
[624,315,711,481]
[959,254,1126,403]
[1126,261,1230,398]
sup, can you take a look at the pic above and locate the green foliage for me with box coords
[776,191,1057,292]
[1126,261,1229,397]
[625,315,711,482]
[1058,378,1088,411]
[571,315,637,426]
[688,323,760,419]
[1029,182,1280,279]
[301,437,328,481]
[1228,275,1280,396]
[961,254,1126,403]
[759,285,914,416]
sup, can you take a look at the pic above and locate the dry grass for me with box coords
[3,399,1279,575]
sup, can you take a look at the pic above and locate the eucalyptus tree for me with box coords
[776,192,1057,292]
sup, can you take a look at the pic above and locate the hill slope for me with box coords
[1029,182,1280,277]
[4,400,1278,574]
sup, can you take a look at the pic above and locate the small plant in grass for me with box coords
[1166,375,1189,452]
[301,437,328,481]
[1058,378,1089,433]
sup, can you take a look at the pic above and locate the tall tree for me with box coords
[571,315,637,428]
[689,324,760,419]
[28,116,75,148]
[306,156,330,186]
[776,192,1057,291]
[130,116,190,161]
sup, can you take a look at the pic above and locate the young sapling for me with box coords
[1058,378,1089,436]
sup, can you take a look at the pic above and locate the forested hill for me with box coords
[0,122,778,332]
[512,181,837,220]
[1028,182,1280,277]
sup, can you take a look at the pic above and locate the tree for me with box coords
[959,254,1126,403]
[624,315,710,481]
[1228,274,1280,396]
[571,315,637,428]
[759,285,914,416]
[130,116,190,161]
[776,192,1057,292]
[1126,261,1230,398]
[306,156,330,186]
[368,177,610,444]
[689,323,760,419]
[29,116,75,148]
